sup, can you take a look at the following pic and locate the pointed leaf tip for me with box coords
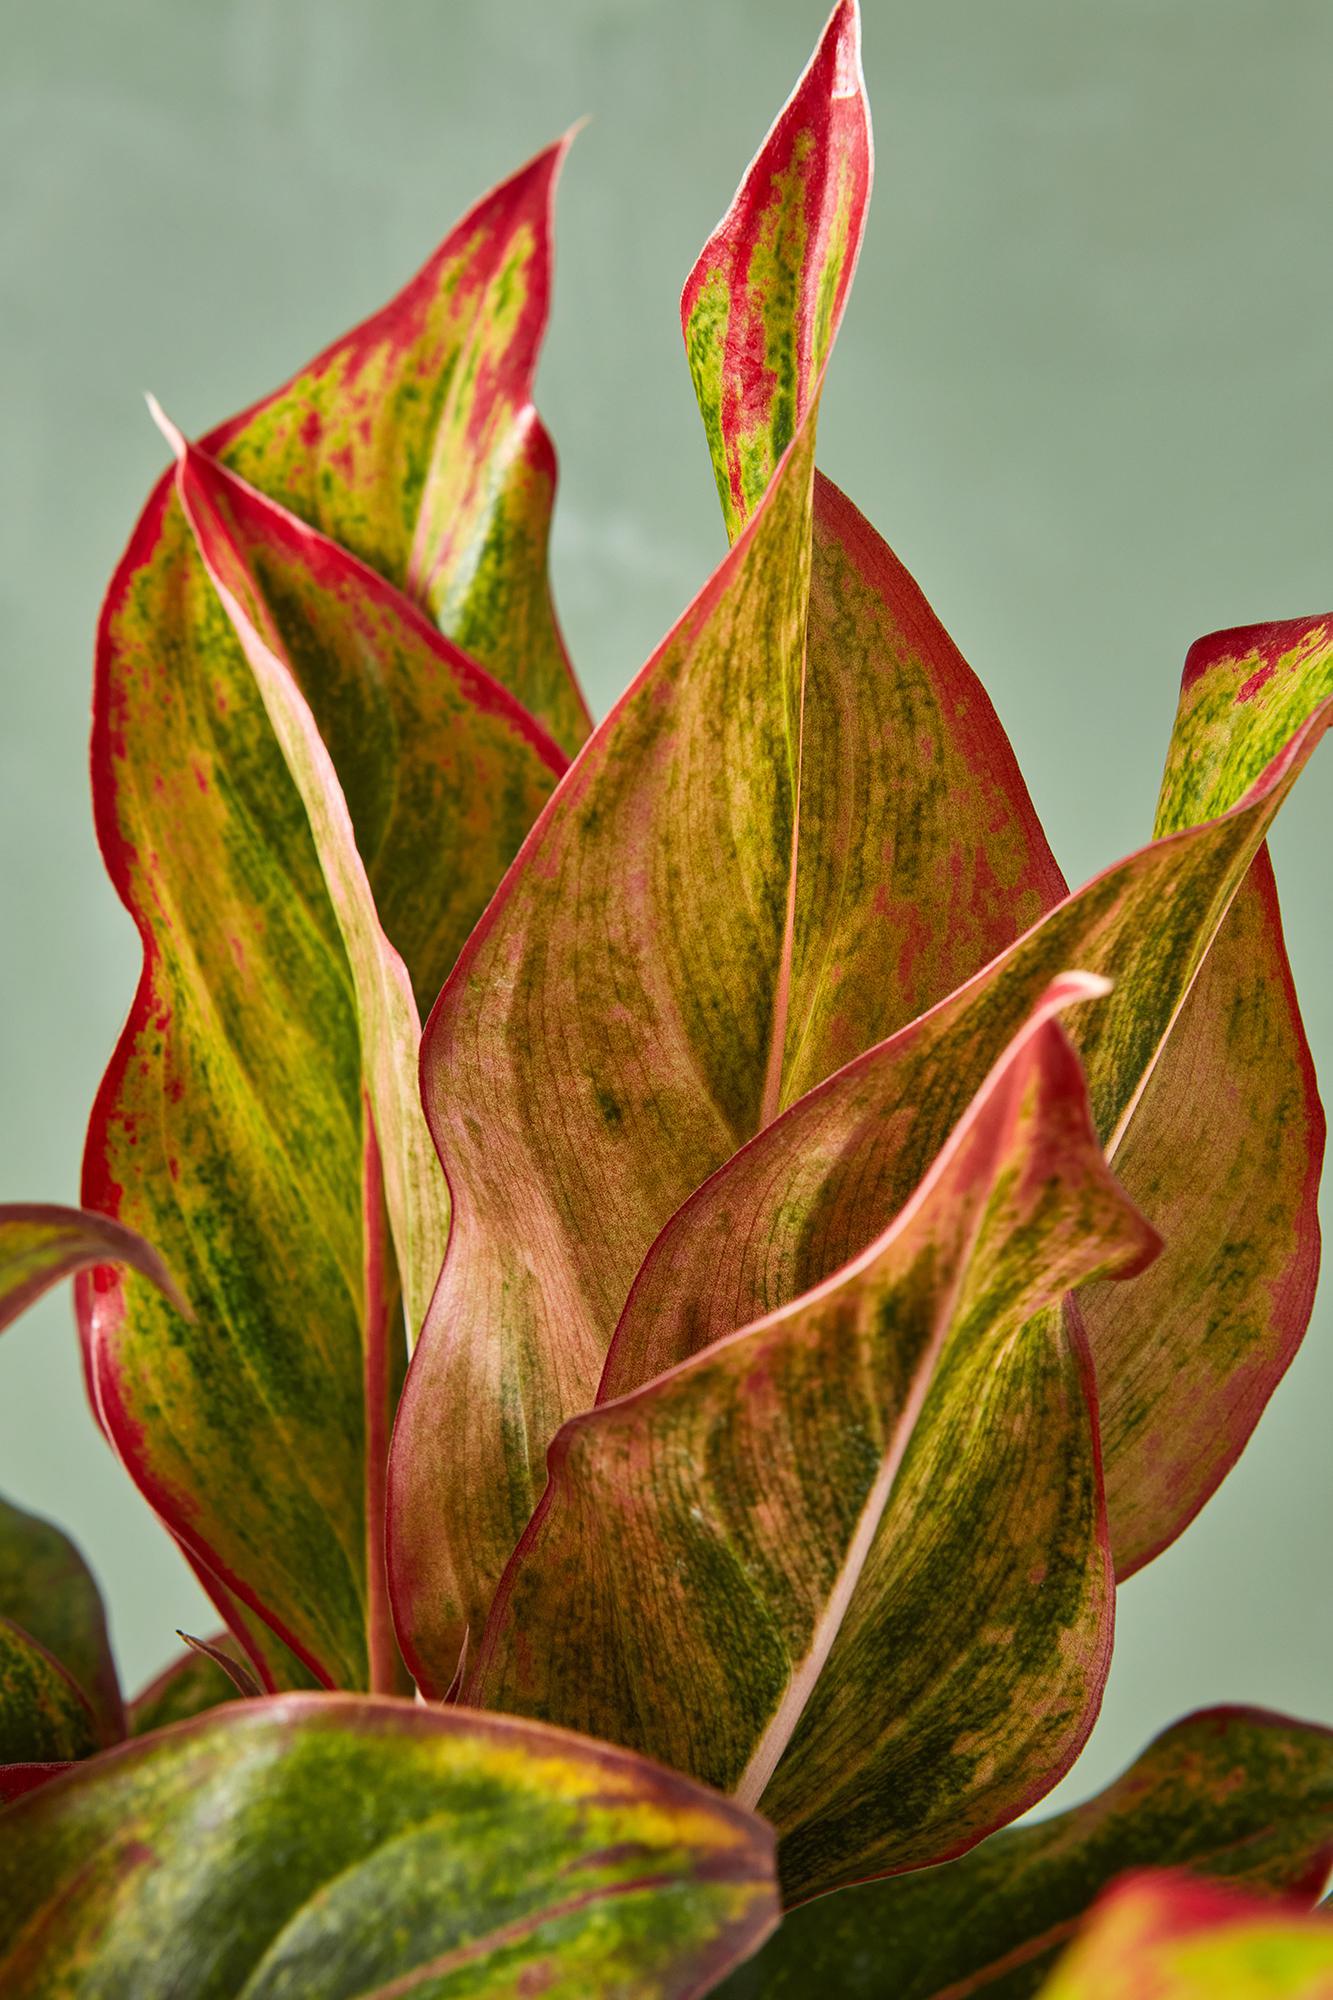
[681,0,872,539]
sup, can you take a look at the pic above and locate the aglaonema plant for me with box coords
[1,4,1330,1993]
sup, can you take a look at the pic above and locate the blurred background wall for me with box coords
[2,0,1329,1808]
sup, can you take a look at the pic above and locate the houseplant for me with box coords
[1,2,1329,1991]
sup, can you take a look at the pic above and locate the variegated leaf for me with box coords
[719,1706,1333,1995]
[470,980,1158,1902]
[0,1696,778,1998]
[86,155,577,1694]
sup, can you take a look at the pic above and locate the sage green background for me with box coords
[2,0,1329,1816]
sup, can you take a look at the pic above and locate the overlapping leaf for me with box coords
[394,0,1090,1696]
[0,1696,778,1998]
[649,0,1325,1578]
[1037,1873,1333,2000]
[471,981,1158,1902]
[607,620,1332,1458]
[719,1705,1333,1996]
[85,151,579,1695]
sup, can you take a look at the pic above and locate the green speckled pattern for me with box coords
[0,1695,778,2000]
[613,623,1333,1573]
[85,149,581,1695]
[0,1496,121,1750]
[0,1620,98,1767]
[720,1705,1333,1996]
[471,983,1158,1902]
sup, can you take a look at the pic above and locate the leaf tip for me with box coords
[144,393,187,465]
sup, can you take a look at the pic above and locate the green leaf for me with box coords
[86,155,576,1695]
[470,980,1158,1902]
[0,1695,778,1998]
[127,1637,248,1736]
[718,1705,1333,1997]
[0,1619,98,1766]
[608,619,1332,1431]
[0,1494,121,1748]
[0,1202,187,1334]
[1036,1872,1333,2000]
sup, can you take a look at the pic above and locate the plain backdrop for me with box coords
[2,0,1329,1818]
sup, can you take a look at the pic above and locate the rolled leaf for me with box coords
[86,149,580,1692]
[0,1620,98,1766]
[471,979,1158,1901]
[0,1202,186,1333]
[128,1637,249,1736]
[0,1494,122,1746]
[609,619,1332,1425]
[0,1695,779,1998]
[1036,1873,1333,2000]
[718,1705,1333,1996]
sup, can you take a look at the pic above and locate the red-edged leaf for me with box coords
[399,0,1031,1698]
[0,1203,186,1334]
[205,144,587,752]
[682,0,870,543]
[0,1695,779,1998]
[470,979,1158,1902]
[1037,1872,1333,1999]
[0,1495,122,1748]
[1082,869,1322,1574]
[85,150,580,1693]
[719,1705,1333,1995]
[606,621,1332,1455]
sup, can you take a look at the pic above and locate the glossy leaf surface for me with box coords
[0,1695,778,1998]
[86,145,581,1693]
[0,1621,98,1766]
[396,0,1075,1696]
[472,981,1157,1902]
[1037,1873,1333,2000]
[610,622,1332,1444]
[0,1495,121,1746]
[719,1706,1333,1997]
[0,1202,186,1334]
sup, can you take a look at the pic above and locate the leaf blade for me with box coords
[610,618,1333,1417]
[717,1706,1333,1997]
[390,0,932,1696]
[0,1495,122,1748]
[0,1696,778,1999]
[470,981,1158,1898]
